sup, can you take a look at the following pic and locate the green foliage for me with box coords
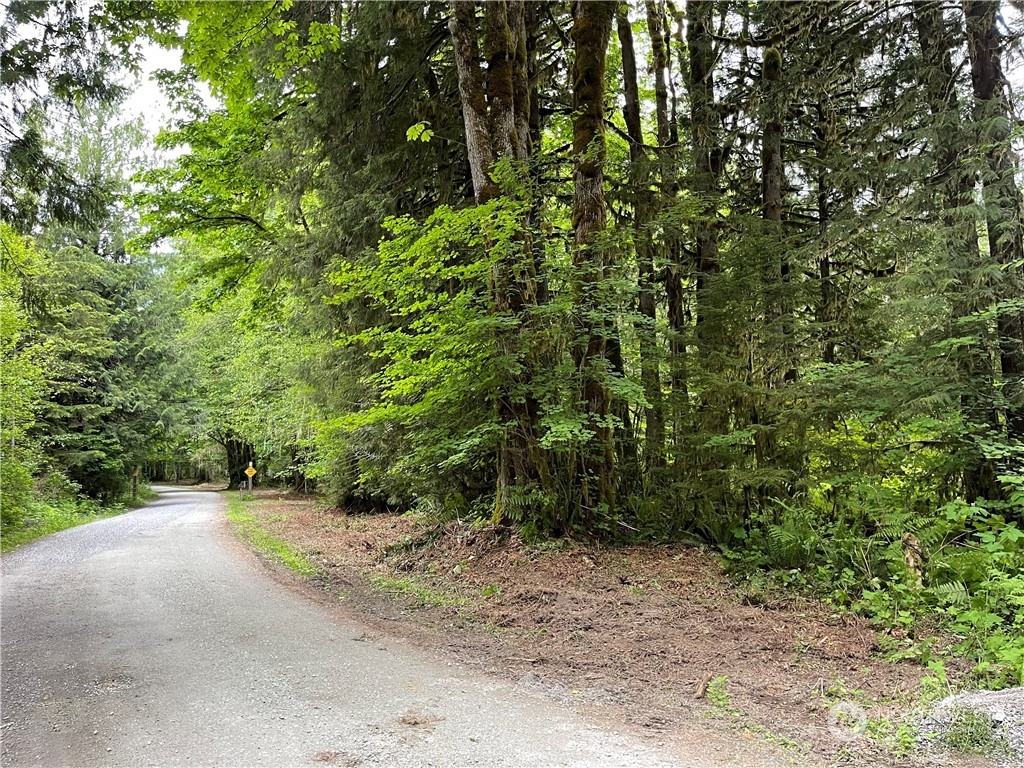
[406,121,434,143]
[1,91,191,538]
[322,201,522,508]
[176,262,320,488]
[0,481,153,552]
[864,715,919,759]
[0,224,46,526]
[24,106,188,501]
[729,475,1024,688]
[705,675,741,718]
[0,0,165,230]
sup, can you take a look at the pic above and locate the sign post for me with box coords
[245,462,257,494]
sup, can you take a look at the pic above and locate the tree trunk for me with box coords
[815,102,836,366]
[525,2,548,306]
[449,1,497,205]
[617,5,664,468]
[688,0,725,433]
[449,0,548,521]
[571,0,616,517]
[665,0,692,443]
[761,47,784,230]
[688,0,721,328]
[223,434,254,489]
[483,0,520,160]
[964,0,1024,441]
[916,1,1000,500]
[754,32,791,488]
[645,1,671,150]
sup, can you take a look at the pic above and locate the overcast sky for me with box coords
[123,42,217,138]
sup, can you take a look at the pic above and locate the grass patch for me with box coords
[705,675,742,718]
[865,715,918,758]
[940,707,1012,757]
[135,486,160,504]
[225,495,318,578]
[368,574,464,608]
[1,487,158,553]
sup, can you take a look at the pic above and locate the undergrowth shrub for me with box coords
[726,437,1024,689]
[0,469,147,552]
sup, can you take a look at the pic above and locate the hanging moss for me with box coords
[763,46,783,82]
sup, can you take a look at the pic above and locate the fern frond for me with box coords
[930,580,969,605]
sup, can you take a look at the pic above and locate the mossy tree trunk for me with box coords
[570,0,616,519]
[916,1,1000,501]
[449,1,497,205]
[687,0,729,478]
[753,30,790,491]
[964,0,1024,443]
[449,0,548,523]
[617,5,664,470]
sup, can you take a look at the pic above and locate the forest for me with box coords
[1,0,1022,690]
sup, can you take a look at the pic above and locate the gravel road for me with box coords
[0,487,789,768]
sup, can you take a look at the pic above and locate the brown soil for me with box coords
[231,490,998,768]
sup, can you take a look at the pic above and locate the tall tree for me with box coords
[0,0,164,232]
[570,0,616,514]
[616,4,664,467]
[449,0,550,520]
[0,224,48,524]
[915,0,1000,500]
[29,104,186,500]
[964,0,1024,441]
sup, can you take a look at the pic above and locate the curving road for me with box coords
[0,487,693,768]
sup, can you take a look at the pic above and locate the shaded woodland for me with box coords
[2,0,1023,686]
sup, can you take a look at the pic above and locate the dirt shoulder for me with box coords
[228,489,998,768]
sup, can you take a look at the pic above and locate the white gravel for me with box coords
[920,687,1024,765]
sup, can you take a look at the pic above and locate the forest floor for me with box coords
[225,488,1001,768]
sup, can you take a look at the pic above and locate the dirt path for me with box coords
[237,490,1000,768]
[2,486,801,768]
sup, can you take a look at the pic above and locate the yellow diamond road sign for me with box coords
[245,466,257,478]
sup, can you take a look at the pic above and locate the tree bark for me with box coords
[760,30,788,372]
[484,0,521,161]
[664,0,692,423]
[761,47,784,228]
[916,1,1000,500]
[964,0,1024,441]
[688,0,721,329]
[688,0,725,437]
[449,0,547,521]
[645,1,671,150]
[525,2,549,306]
[449,1,497,204]
[617,5,664,468]
[816,101,836,366]
[754,31,790,487]
[571,0,616,516]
